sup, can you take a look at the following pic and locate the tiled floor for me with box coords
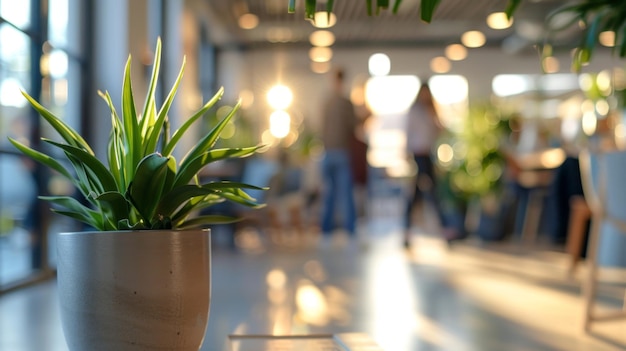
[1,216,625,351]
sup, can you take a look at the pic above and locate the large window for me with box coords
[0,0,86,291]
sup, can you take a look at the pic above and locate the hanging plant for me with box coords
[288,0,520,24]
[288,0,625,71]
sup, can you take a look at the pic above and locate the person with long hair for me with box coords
[403,82,459,248]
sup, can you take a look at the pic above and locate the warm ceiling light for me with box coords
[368,53,391,76]
[238,13,259,30]
[311,61,331,74]
[309,46,333,62]
[430,56,451,73]
[461,30,486,48]
[445,44,467,61]
[309,30,335,47]
[486,12,513,29]
[312,11,337,28]
[599,31,615,47]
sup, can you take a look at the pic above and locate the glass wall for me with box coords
[0,0,85,291]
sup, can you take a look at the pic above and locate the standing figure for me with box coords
[319,68,358,244]
[404,82,458,248]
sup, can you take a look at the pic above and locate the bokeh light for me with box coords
[445,44,467,61]
[486,12,513,29]
[368,53,391,76]
[269,110,291,138]
[238,13,259,29]
[309,30,335,47]
[267,85,293,110]
[461,30,486,48]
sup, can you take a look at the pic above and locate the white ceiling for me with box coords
[188,0,583,55]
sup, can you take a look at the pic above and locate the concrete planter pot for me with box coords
[57,229,211,351]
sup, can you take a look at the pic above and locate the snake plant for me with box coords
[8,38,265,231]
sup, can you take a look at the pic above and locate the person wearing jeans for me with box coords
[319,68,358,242]
[321,150,356,236]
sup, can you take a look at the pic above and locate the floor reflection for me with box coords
[1,218,625,351]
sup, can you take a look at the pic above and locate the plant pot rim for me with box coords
[58,228,210,236]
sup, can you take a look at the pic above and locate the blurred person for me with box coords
[319,68,358,246]
[350,113,370,220]
[403,82,460,248]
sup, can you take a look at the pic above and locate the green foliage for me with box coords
[547,0,626,72]
[438,104,512,202]
[8,38,265,231]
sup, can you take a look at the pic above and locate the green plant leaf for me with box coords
[40,195,104,230]
[420,0,441,23]
[392,0,403,14]
[145,57,186,155]
[7,138,73,180]
[157,181,265,218]
[178,215,240,229]
[505,0,521,20]
[180,99,242,169]
[95,191,129,228]
[583,14,602,57]
[171,194,225,225]
[121,55,141,171]
[140,38,162,139]
[99,90,134,186]
[21,91,93,154]
[43,139,118,192]
[164,155,178,195]
[107,103,126,191]
[288,0,296,13]
[305,0,315,20]
[326,0,334,21]
[218,190,266,209]
[156,185,221,217]
[126,153,171,224]
[163,87,224,157]
[174,146,262,188]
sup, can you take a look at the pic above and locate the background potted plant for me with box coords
[8,38,265,350]
[436,103,514,241]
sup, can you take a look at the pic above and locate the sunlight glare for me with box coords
[267,85,293,110]
[365,75,420,115]
[269,110,291,138]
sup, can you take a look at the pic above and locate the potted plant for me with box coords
[8,38,265,350]
[436,103,513,241]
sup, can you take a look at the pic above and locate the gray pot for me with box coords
[57,229,211,351]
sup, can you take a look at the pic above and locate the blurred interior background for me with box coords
[1,1,626,350]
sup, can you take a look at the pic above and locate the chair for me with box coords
[578,148,626,332]
[565,195,591,276]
